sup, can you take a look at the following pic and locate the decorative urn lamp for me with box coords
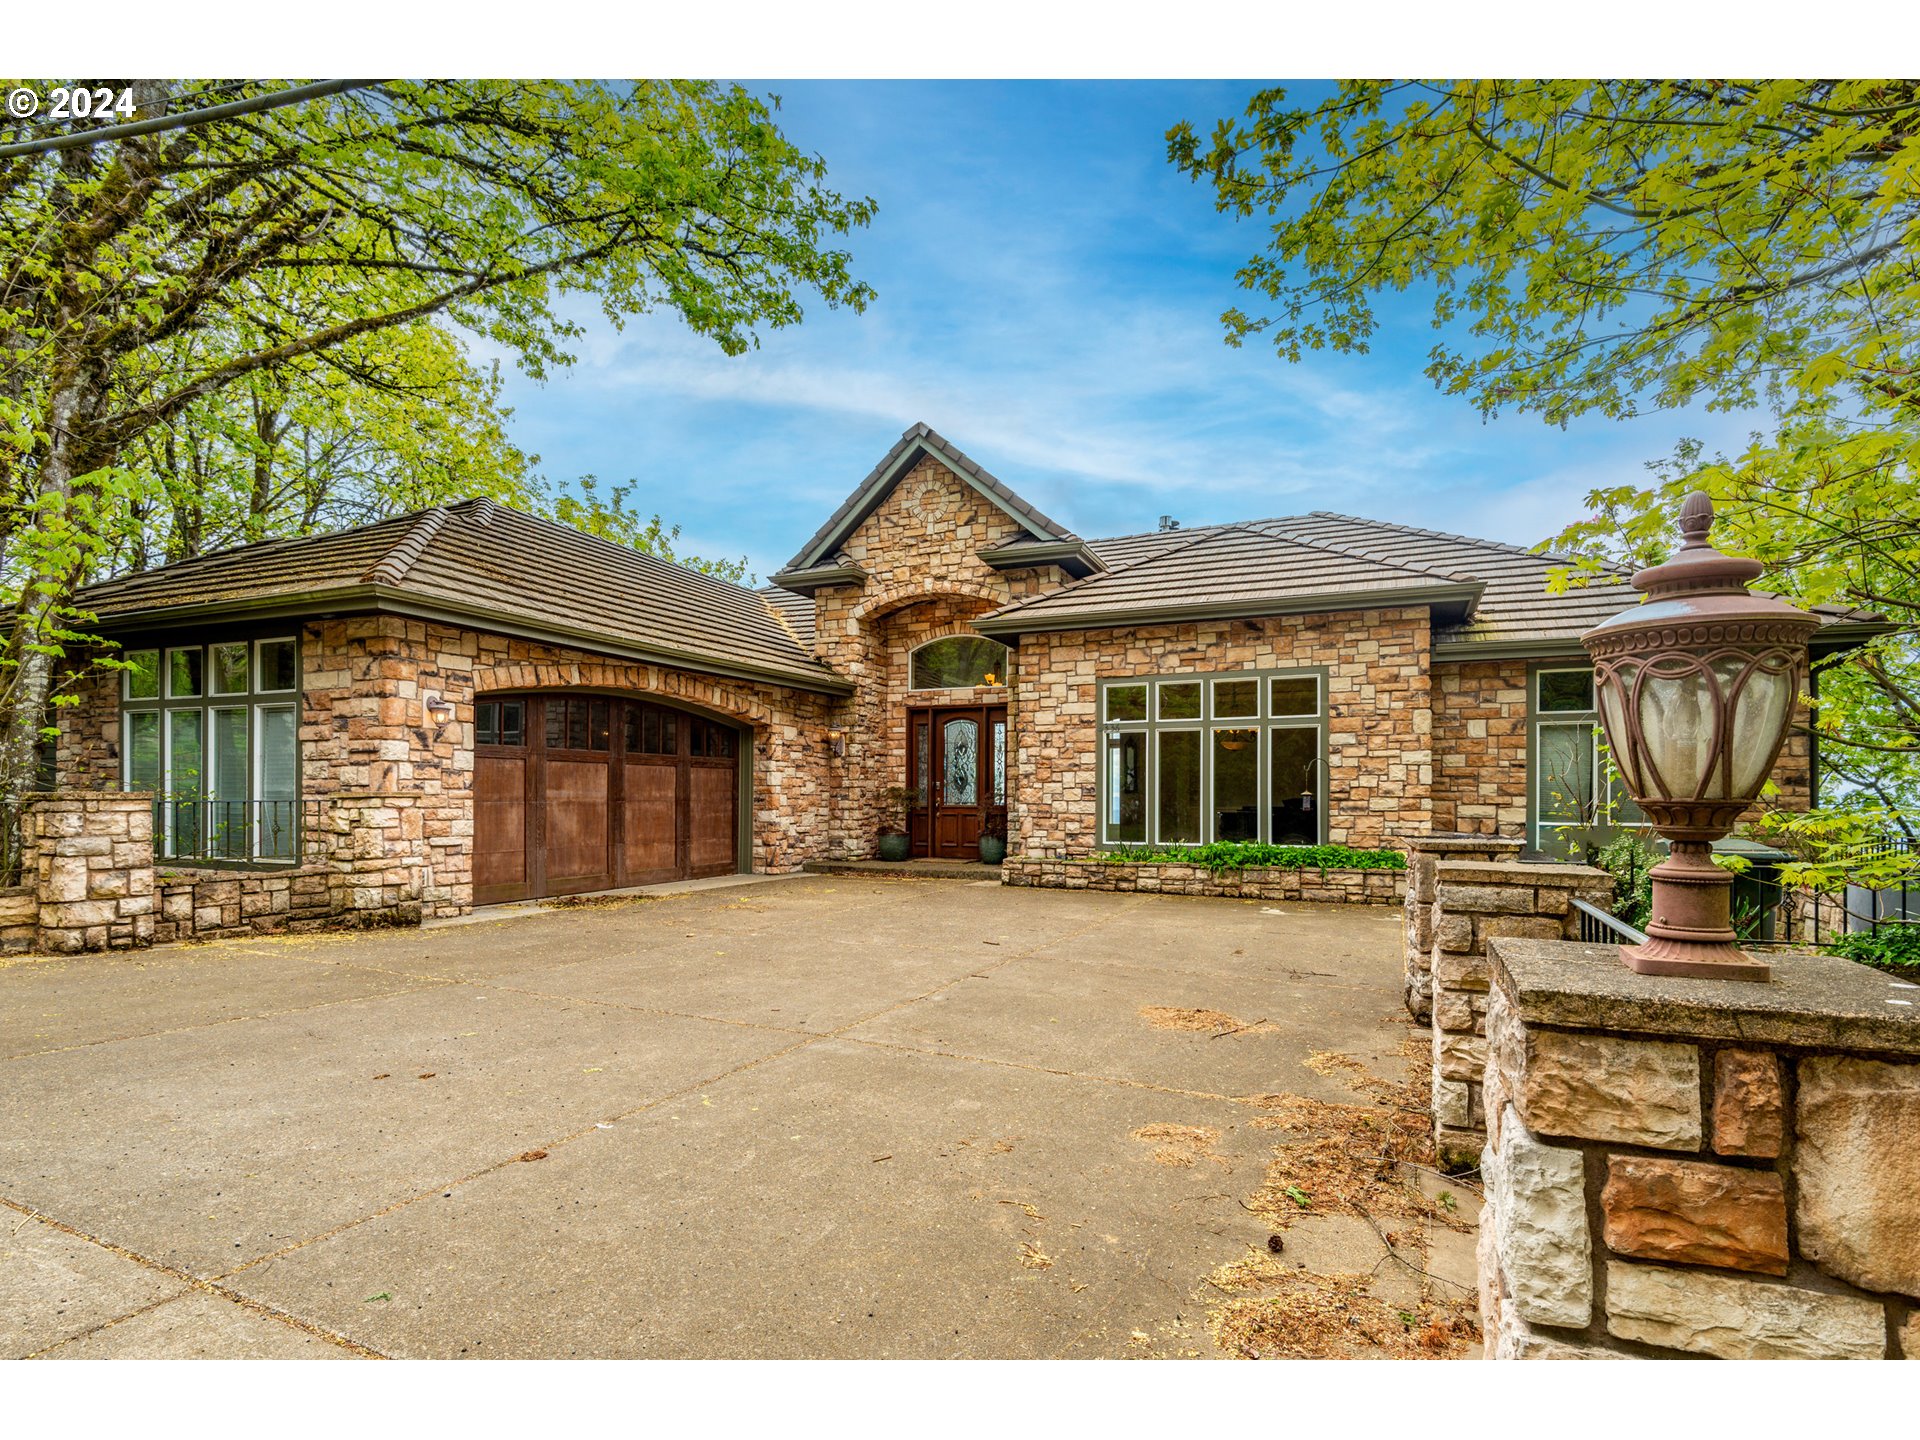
[1581,493,1820,982]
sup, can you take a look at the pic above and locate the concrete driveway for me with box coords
[0,874,1444,1358]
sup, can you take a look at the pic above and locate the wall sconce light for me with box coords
[425,693,455,725]
[829,728,846,758]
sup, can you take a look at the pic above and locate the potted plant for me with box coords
[876,785,916,861]
[978,811,1007,866]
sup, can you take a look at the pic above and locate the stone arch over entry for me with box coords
[850,577,1005,625]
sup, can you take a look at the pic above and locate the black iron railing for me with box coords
[152,797,322,865]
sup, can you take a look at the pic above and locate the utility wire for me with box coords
[0,79,382,159]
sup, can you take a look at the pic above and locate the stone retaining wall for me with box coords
[1427,856,1611,1167]
[0,886,37,951]
[1477,937,1920,1360]
[1001,856,1405,904]
[1402,833,1523,1022]
[19,793,155,952]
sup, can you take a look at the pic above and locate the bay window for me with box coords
[121,636,302,863]
[1099,669,1326,848]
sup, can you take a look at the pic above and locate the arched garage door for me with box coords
[472,694,743,904]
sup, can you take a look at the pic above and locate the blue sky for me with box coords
[496,81,1750,583]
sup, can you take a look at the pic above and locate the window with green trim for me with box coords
[1531,665,1645,860]
[1100,669,1325,847]
[121,637,301,863]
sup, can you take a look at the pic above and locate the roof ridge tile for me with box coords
[362,505,450,586]
[1248,518,1477,585]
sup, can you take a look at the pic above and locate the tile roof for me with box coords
[976,521,1481,634]
[75,499,846,692]
[1039,509,1874,651]
[758,585,817,649]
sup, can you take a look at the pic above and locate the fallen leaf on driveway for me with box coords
[1020,1242,1054,1270]
[417,1073,436,1080]
[518,1150,549,1163]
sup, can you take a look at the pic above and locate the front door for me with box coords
[908,706,1008,859]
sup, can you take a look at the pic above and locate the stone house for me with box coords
[30,422,1876,949]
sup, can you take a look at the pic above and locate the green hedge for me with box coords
[1088,842,1406,874]
[1828,925,1920,977]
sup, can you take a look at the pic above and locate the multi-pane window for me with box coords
[1099,670,1326,847]
[121,637,300,863]
[1531,666,1646,859]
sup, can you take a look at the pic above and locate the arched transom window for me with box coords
[909,635,1011,691]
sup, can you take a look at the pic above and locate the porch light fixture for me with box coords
[1581,492,1820,982]
[828,727,846,758]
[424,692,455,725]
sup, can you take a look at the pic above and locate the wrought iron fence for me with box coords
[1590,831,1920,952]
[152,796,323,865]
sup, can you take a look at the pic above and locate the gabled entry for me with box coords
[474,693,744,903]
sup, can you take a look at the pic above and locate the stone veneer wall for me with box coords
[807,455,1065,858]
[1431,661,1530,837]
[1426,857,1612,1167]
[1477,937,1920,1360]
[1426,657,1815,844]
[1003,856,1404,904]
[1011,608,1433,858]
[57,616,841,917]
[1402,833,1523,1021]
[153,866,336,944]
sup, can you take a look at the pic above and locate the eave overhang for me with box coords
[766,562,868,596]
[973,582,1484,639]
[975,538,1107,579]
[75,586,855,697]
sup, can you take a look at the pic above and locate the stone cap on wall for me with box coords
[1403,833,1524,856]
[1436,859,1608,888]
[1489,937,1920,1057]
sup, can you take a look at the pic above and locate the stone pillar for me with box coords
[325,793,426,927]
[1428,857,1610,1166]
[1402,834,1522,1021]
[23,792,155,953]
[1478,936,1919,1359]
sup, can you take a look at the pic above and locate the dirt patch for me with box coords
[1199,1039,1482,1359]
[1130,1123,1226,1169]
[538,894,656,911]
[1137,1005,1273,1036]
[1207,1257,1479,1360]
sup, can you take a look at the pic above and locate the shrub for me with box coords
[1828,924,1920,977]
[1089,842,1405,874]
[1591,832,1660,930]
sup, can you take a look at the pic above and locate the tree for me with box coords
[0,77,876,832]
[1170,80,1920,875]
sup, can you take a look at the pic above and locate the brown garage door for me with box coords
[473,694,742,904]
